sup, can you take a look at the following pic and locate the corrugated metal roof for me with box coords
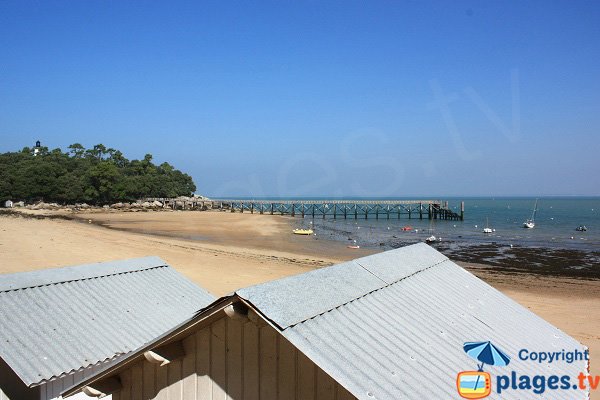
[237,244,448,328]
[238,243,588,399]
[353,242,448,283]
[60,245,589,400]
[237,260,386,328]
[0,257,215,387]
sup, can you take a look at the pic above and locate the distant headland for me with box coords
[0,142,196,205]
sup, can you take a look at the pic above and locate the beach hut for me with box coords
[63,244,588,400]
[3,200,13,208]
[0,257,215,400]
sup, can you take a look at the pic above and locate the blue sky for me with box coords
[1,1,599,197]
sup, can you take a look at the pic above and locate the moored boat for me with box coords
[347,239,360,249]
[483,217,494,234]
[523,199,538,229]
[293,229,313,235]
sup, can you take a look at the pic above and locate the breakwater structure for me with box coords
[146,198,464,221]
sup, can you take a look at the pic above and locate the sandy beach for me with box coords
[1,209,598,397]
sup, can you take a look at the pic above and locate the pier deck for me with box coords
[147,198,465,221]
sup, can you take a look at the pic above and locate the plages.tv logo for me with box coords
[457,341,511,399]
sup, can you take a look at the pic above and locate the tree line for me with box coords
[0,143,196,204]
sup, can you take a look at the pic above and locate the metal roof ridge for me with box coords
[282,258,451,330]
[355,256,449,286]
[233,244,450,329]
[0,256,167,292]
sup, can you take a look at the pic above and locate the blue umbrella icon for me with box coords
[463,341,511,392]
[464,341,511,371]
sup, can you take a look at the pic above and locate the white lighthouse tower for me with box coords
[33,140,41,156]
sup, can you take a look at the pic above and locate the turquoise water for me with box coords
[299,197,600,251]
[283,197,598,276]
[226,196,599,273]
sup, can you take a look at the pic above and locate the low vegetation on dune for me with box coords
[0,143,196,205]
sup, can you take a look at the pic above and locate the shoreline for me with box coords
[2,208,599,280]
[2,208,599,281]
[5,209,600,296]
[309,216,600,279]
[1,209,599,388]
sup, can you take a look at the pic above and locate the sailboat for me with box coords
[425,234,437,243]
[425,220,438,243]
[523,199,538,229]
[482,217,493,234]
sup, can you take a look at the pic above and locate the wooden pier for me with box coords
[146,198,465,221]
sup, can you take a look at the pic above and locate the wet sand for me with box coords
[0,210,372,295]
[75,209,375,260]
[310,218,600,279]
[1,209,599,397]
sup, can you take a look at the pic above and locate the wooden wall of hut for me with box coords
[111,312,355,400]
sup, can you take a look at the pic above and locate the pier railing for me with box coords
[145,198,464,221]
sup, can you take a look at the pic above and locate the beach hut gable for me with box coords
[63,244,589,400]
[64,297,355,400]
[0,257,215,400]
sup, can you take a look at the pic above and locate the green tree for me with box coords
[68,143,85,158]
[0,143,197,204]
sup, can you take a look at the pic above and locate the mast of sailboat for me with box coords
[530,198,539,222]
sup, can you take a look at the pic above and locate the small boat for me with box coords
[293,229,313,235]
[523,199,538,229]
[425,220,438,243]
[482,217,493,234]
[576,225,588,232]
[401,226,413,231]
[347,239,360,249]
[523,220,534,229]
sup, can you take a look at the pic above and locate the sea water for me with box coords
[303,197,600,251]
[228,196,599,273]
